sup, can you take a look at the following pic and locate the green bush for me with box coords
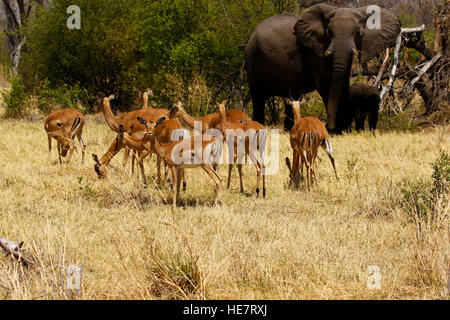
[36,81,87,114]
[400,150,449,225]
[1,75,28,118]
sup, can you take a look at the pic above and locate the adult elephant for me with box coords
[244,4,400,132]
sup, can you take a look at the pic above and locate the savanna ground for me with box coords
[0,94,448,300]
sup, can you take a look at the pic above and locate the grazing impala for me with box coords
[44,108,86,164]
[217,101,266,198]
[169,102,251,133]
[125,117,222,208]
[96,94,170,173]
[284,99,337,189]
[92,116,186,187]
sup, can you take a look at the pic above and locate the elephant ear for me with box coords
[357,6,401,64]
[294,4,336,58]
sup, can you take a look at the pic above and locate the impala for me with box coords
[92,116,186,187]
[216,101,266,198]
[44,108,86,164]
[124,117,222,208]
[96,94,170,174]
[169,102,251,133]
[285,99,337,189]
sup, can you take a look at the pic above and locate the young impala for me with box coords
[216,101,266,198]
[285,99,337,189]
[124,116,222,208]
[44,108,86,164]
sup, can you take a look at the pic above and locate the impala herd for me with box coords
[44,92,338,208]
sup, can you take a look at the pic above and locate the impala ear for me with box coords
[155,116,166,127]
[137,117,148,127]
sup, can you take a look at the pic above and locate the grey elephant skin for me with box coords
[348,83,380,131]
[244,4,400,132]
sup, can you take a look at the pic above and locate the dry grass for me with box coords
[0,107,448,300]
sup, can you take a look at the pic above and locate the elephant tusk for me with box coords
[325,50,332,57]
[352,48,358,56]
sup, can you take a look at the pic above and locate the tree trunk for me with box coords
[1,0,43,74]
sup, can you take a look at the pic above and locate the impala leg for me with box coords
[327,153,338,180]
[66,147,74,163]
[311,150,318,185]
[292,150,300,189]
[300,149,310,189]
[162,160,171,187]
[131,150,137,174]
[202,164,222,206]
[182,169,186,192]
[227,163,234,188]
[57,140,62,165]
[170,166,178,208]
[77,133,86,164]
[156,155,162,184]
[249,152,261,197]
[47,134,52,161]
[137,149,146,188]
[176,168,183,203]
[237,164,244,194]
[122,147,130,173]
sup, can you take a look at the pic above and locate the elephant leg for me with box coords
[354,108,364,131]
[284,100,294,131]
[251,94,266,125]
[368,110,378,131]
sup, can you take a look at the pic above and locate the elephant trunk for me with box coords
[326,46,353,132]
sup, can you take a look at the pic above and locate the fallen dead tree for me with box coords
[364,9,449,118]
[0,238,34,267]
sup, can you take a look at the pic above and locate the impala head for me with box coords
[92,124,124,179]
[55,117,81,157]
[169,99,183,119]
[92,153,106,179]
[95,94,115,112]
[137,116,163,143]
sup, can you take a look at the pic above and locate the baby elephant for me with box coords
[348,83,380,131]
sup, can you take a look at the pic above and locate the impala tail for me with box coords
[322,138,333,155]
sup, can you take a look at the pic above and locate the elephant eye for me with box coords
[325,28,332,38]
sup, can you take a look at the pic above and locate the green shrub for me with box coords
[378,110,417,132]
[431,149,450,197]
[400,150,449,225]
[36,81,87,114]
[1,75,28,118]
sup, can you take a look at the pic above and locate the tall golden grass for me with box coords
[0,107,448,299]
